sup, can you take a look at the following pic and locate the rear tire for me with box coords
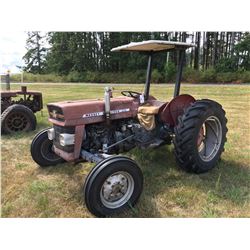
[31,128,65,167]
[84,156,143,217]
[174,99,227,173]
[1,104,36,134]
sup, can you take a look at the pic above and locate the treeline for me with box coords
[22,32,250,83]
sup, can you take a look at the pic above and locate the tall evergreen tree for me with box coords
[23,32,46,73]
[45,32,75,74]
[235,33,250,70]
[194,32,201,70]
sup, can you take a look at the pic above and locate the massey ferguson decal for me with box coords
[82,108,130,118]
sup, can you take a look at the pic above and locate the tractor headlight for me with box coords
[47,128,55,140]
[59,133,75,146]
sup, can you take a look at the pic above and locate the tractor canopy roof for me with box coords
[111,40,195,53]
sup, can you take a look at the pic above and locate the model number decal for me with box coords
[82,108,130,118]
[110,108,130,114]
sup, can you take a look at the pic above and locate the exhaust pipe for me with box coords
[104,86,112,124]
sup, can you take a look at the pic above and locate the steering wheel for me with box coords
[121,91,141,98]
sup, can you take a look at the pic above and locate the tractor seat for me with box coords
[138,104,160,115]
[137,104,160,131]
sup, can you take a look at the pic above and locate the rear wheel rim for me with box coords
[197,116,222,162]
[6,112,29,132]
[100,171,134,209]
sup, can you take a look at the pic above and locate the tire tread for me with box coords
[173,99,227,173]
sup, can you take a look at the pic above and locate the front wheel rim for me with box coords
[100,171,134,209]
[197,116,223,162]
[40,139,62,162]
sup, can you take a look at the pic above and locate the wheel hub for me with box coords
[40,139,62,162]
[197,126,205,147]
[197,116,222,162]
[100,171,134,209]
[7,113,28,131]
[102,174,128,202]
[13,118,23,127]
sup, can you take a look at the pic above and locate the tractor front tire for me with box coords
[1,104,36,134]
[31,128,65,167]
[84,156,143,217]
[174,99,227,173]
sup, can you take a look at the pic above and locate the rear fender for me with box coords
[159,94,195,126]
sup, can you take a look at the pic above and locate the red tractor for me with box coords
[31,40,228,217]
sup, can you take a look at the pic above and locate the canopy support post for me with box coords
[174,50,185,97]
[144,53,153,101]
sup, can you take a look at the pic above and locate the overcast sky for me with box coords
[0,31,27,74]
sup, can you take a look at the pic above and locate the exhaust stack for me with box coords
[104,86,112,124]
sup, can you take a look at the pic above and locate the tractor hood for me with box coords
[47,96,140,126]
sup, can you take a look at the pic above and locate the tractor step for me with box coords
[148,139,165,148]
[140,139,165,149]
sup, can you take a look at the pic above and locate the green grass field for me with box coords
[1,83,250,217]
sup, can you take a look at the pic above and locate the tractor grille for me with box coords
[47,105,64,121]
[53,125,75,153]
